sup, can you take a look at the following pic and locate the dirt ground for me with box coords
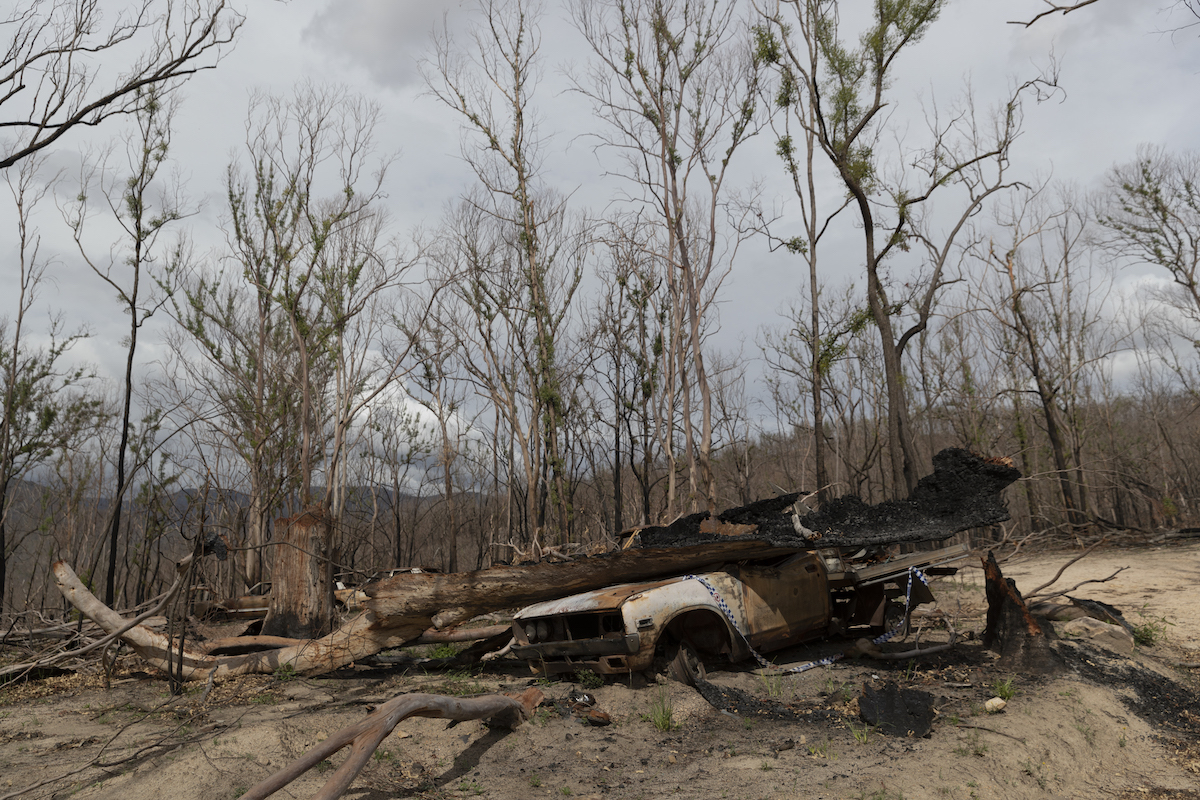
[1,542,1198,800]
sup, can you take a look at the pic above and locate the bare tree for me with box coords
[0,0,241,170]
[166,249,299,597]
[0,153,99,612]
[404,305,471,573]
[1009,0,1199,31]
[425,0,585,547]
[1103,147,1200,335]
[64,87,187,607]
[587,214,669,529]
[570,0,765,515]
[166,84,403,638]
[1007,0,1101,27]
[358,399,430,569]
[761,281,872,495]
[751,0,855,505]
[757,0,1055,496]
[973,185,1130,536]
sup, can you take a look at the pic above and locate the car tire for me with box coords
[667,639,705,686]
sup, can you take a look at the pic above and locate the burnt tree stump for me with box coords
[263,507,334,639]
[982,551,1063,674]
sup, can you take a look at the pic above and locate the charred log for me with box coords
[635,449,1020,549]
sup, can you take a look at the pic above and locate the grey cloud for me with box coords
[303,0,477,88]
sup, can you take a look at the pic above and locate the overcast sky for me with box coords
[5,0,1200,408]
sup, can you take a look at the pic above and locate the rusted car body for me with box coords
[510,543,968,678]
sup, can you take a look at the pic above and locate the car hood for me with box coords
[514,576,685,618]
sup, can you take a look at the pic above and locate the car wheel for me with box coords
[667,639,705,686]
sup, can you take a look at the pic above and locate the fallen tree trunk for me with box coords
[53,539,804,680]
[365,538,805,626]
[52,449,1021,680]
[237,688,543,800]
[54,561,425,680]
[199,625,512,657]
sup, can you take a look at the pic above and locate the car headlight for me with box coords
[537,620,549,642]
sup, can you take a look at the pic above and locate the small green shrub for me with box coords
[1021,759,1048,790]
[857,788,905,800]
[431,643,461,659]
[992,677,1016,701]
[1132,605,1173,647]
[576,669,604,690]
[822,677,855,703]
[954,731,988,757]
[273,663,298,682]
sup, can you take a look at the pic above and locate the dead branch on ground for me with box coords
[1,555,198,683]
[874,620,960,661]
[51,560,425,680]
[951,723,1027,743]
[237,688,543,800]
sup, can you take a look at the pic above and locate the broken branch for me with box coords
[52,560,425,680]
[1,558,193,682]
[874,621,960,661]
[237,688,543,800]
[1024,567,1128,603]
[1008,0,1101,27]
[1022,538,1108,598]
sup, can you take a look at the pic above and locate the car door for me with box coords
[735,552,831,652]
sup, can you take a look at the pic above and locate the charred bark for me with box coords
[636,449,1020,549]
[982,550,1064,674]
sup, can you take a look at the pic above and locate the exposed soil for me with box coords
[1,542,1198,800]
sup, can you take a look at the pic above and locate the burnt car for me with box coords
[510,543,968,682]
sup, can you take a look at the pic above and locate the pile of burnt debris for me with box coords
[631,448,1021,550]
